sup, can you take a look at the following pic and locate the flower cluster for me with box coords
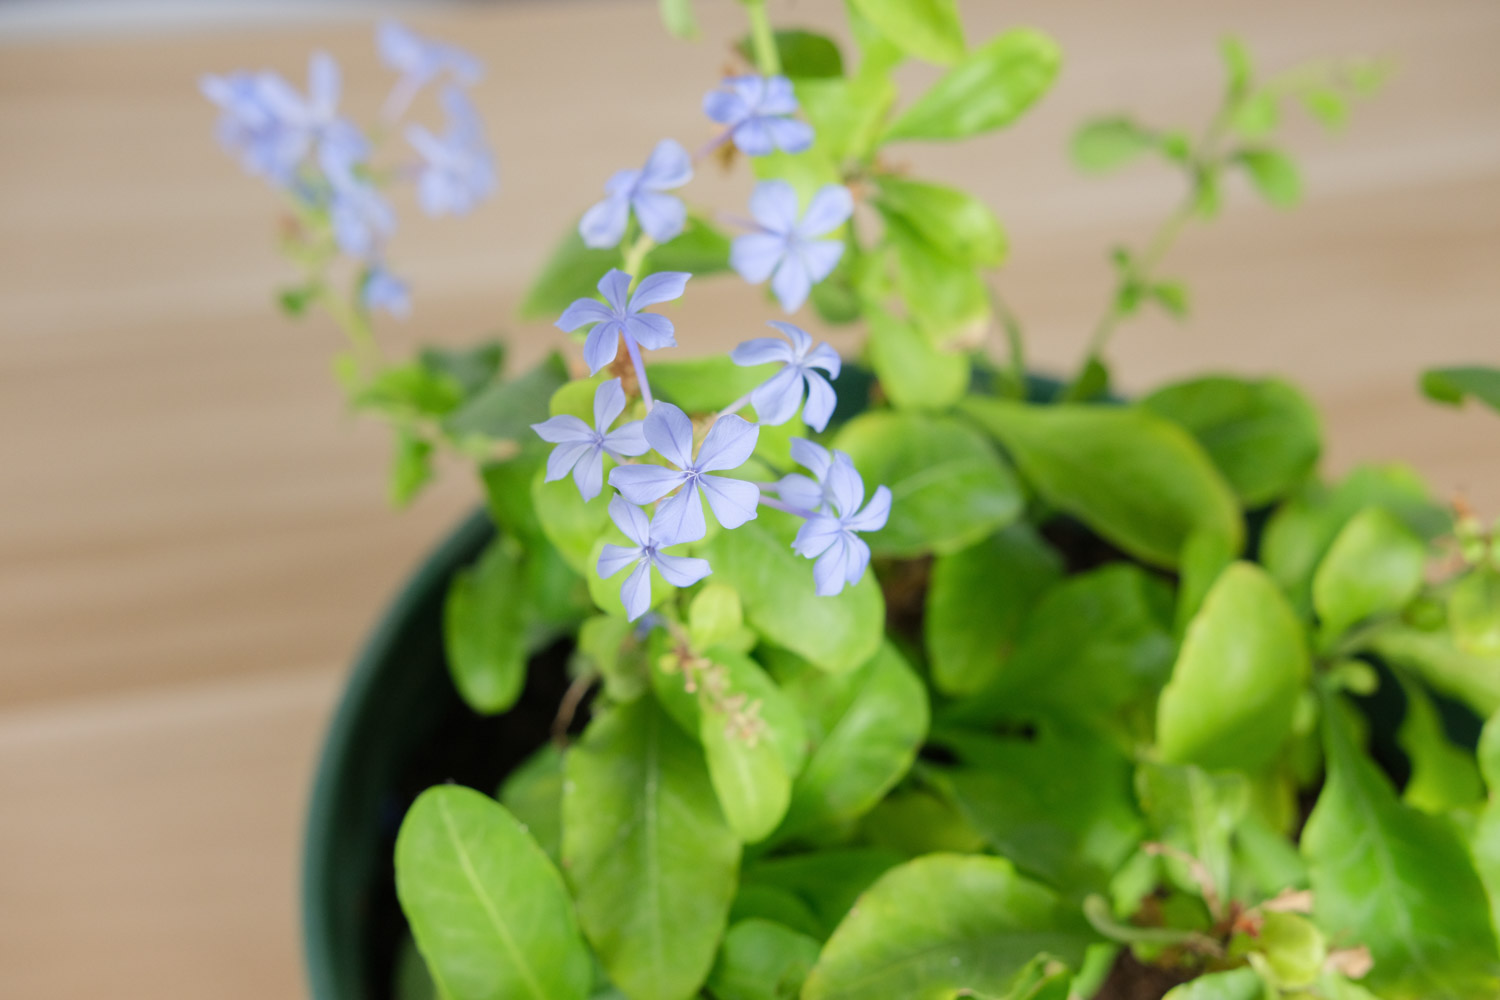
[201,21,496,317]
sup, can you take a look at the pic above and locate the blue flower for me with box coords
[378,20,481,119]
[407,86,497,216]
[703,75,814,156]
[731,181,853,313]
[530,379,650,501]
[579,139,693,249]
[790,455,891,596]
[362,265,410,317]
[774,438,848,514]
[321,138,395,258]
[598,495,712,621]
[609,402,760,545]
[730,321,841,430]
[556,269,690,375]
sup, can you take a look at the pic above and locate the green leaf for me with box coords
[802,854,1096,1000]
[576,614,646,701]
[1071,118,1158,173]
[1176,526,1236,634]
[741,848,903,938]
[729,884,825,941]
[356,363,465,420]
[646,216,734,276]
[927,721,1143,895]
[1472,709,1500,939]
[1312,506,1427,640]
[1236,149,1302,207]
[706,919,821,1000]
[443,540,528,715]
[533,466,612,576]
[446,353,570,442]
[1158,563,1310,772]
[1396,674,1484,813]
[864,304,973,410]
[394,935,438,1000]
[395,786,591,1000]
[1140,375,1321,508]
[1231,92,1279,137]
[776,643,929,838]
[834,410,1023,557]
[925,522,1064,696]
[1369,625,1500,718]
[883,29,1061,142]
[688,583,747,651]
[962,398,1243,569]
[658,0,697,40]
[391,431,435,508]
[519,228,618,321]
[858,788,987,857]
[1135,762,1250,901]
[1161,967,1263,1000]
[563,698,740,1000]
[647,354,776,414]
[1221,37,1254,102]
[1451,567,1500,656]
[796,72,897,164]
[498,743,565,864]
[703,510,884,674]
[847,0,964,66]
[872,176,1007,266]
[1303,697,1500,998]
[1301,88,1349,130]
[736,30,844,78]
[419,342,506,399]
[883,213,990,346]
[1422,366,1500,415]
[702,705,791,845]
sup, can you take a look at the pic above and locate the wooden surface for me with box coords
[0,0,1496,996]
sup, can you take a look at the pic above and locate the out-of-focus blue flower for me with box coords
[791,456,890,596]
[321,140,395,258]
[774,438,851,514]
[407,86,497,216]
[730,320,841,430]
[731,181,853,313]
[378,20,482,119]
[362,265,410,317]
[579,139,693,249]
[556,269,691,375]
[703,75,813,156]
[598,495,712,621]
[530,378,650,501]
[609,402,760,545]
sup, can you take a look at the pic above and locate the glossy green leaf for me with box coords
[873,176,1007,266]
[802,854,1095,1000]
[883,213,989,346]
[736,30,843,79]
[962,398,1243,569]
[927,722,1143,894]
[1071,118,1158,172]
[498,743,564,864]
[865,306,970,411]
[706,919,821,1000]
[647,354,775,414]
[391,431,435,508]
[741,849,903,938]
[925,522,1064,696]
[395,786,591,1000]
[1312,506,1427,640]
[576,613,646,701]
[702,707,791,844]
[1303,697,1500,998]
[1472,710,1500,939]
[728,884,825,941]
[1135,762,1250,901]
[834,410,1023,557]
[884,29,1061,141]
[355,363,464,419]
[796,72,897,165]
[1422,366,1500,415]
[703,510,884,674]
[563,698,740,1000]
[1370,625,1500,717]
[1140,375,1321,508]
[446,353,570,443]
[533,467,612,576]
[1161,967,1263,1000]
[688,583,747,651]
[647,216,734,275]
[1396,674,1483,813]
[1158,563,1309,772]
[847,0,964,66]
[776,643,929,838]
[1451,567,1500,656]
[443,540,528,715]
[1236,148,1301,207]
[1176,526,1236,634]
[858,787,987,857]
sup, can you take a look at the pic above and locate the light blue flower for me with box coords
[530,379,649,501]
[598,495,712,621]
[774,438,849,513]
[362,265,410,317]
[608,402,760,546]
[791,455,891,596]
[730,321,841,430]
[731,181,853,313]
[321,138,395,258]
[556,269,690,375]
[703,75,813,156]
[378,20,481,119]
[579,139,693,249]
[407,86,496,216]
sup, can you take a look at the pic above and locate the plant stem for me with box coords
[987,284,1028,400]
[744,0,781,76]
[758,495,814,518]
[625,335,655,412]
[715,392,754,421]
[622,232,656,285]
[321,286,382,371]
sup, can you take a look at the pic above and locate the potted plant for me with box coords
[205,5,1500,999]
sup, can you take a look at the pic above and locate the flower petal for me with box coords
[804,342,842,379]
[609,463,688,506]
[766,320,812,356]
[847,484,892,534]
[796,238,846,284]
[770,255,813,313]
[582,321,622,374]
[597,543,642,580]
[730,232,787,285]
[603,421,649,458]
[730,335,794,368]
[789,438,832,480]
[798,185,854,237]
[825,454,865,520]
[642,401,696,469]
[631,191,687,245]
[602,167,641,197]
[793,514,842,559]
[627,271,691,311]
[593,378,627,431]
[530,413,594,444]
[775,473,824,513]
[640,138,692,190]
[749,366,804,426]
[579,194,630,249]
[703,85,748,126]
[748,180,801,234]
[813,535,852,596]
[696,414,759,471]
[596,268,632,312]
[556,297,614,333]
[765,117,815,154]
[309,52,341,119]
[607,494,653,548]
[652,483,707,547]
[652,551,713,588]
[758,75,799,115]
[801,371,837,432]
[572,448,606,501]
[620,561,653,621]
[701,475,760,530]
[841,533,871,585]
[624,312,676,352]
[544,440,594,483]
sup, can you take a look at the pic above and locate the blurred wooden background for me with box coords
[0,0,1496,996]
